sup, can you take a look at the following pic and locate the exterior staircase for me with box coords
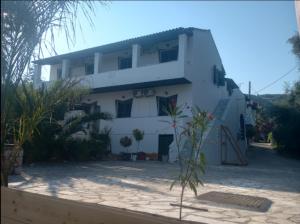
[220,125,248,166]
[213,99,230,120]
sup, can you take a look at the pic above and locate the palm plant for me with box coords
[1,1,99,186]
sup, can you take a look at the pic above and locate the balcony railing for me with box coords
[80,60,185,89]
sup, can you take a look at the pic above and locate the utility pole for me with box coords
[248,81,251,101]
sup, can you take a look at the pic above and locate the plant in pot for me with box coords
[132,129,144,160]
[120,136,132,161]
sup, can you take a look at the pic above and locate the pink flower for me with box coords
[172,122,176,128]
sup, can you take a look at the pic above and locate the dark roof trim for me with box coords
[33,27,207,65]
[91,78,191,94]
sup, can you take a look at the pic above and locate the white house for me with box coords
[33,27,249,165]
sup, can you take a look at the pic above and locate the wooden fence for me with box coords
[1,187,203,224]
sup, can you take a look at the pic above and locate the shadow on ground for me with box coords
[9,143,300,196]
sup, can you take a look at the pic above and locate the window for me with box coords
[156,95,177,116]
[213,65,226,87]
[85,63,94,75]
[159,47,178,63]
[116,99,133,118]
[118,57,132,70]
[57,68,62,80]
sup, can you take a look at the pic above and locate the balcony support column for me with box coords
[94,52,103,74]
[33,64,42,89]
[178,34,187,71]
[132,44,141,68]
[62,59,70,79]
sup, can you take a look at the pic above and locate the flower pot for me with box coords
[4,144,23,175]
[131,153,137,161]
[120,152,131,161]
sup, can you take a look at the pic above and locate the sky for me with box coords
[42,1,299,95]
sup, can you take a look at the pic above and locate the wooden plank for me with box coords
[1,187,203,224]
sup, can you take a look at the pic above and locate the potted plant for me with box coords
[120,136,132,161]
[132,129,144,160]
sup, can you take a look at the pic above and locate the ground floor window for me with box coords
[115,99,133,118]
[156,95,177,116]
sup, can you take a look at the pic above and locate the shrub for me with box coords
[132,129,144,152]
[64,139,105,161]
[120,136,132,153]
[271,105,300,158]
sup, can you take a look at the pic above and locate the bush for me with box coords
[120,136,132,153]
[271,105,300,158]
[64,139,105,161]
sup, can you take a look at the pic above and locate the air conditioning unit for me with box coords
[133,89,143,98]
[143,88,156,97]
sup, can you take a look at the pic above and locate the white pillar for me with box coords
[178,34,187,66]
[62,59,70,79]
[132,44,141,68]
[33,64,41,89]
[94,52,103,74]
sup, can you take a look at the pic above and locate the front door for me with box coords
[158,135,174,161]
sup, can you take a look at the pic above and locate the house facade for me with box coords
[33,27,248,165]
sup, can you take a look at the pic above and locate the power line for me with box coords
[254,66,297,94]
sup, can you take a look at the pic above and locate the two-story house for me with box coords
[33,27,248,165]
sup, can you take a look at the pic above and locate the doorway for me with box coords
[158,134,174,161]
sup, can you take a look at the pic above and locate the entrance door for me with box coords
[158,135,174,161]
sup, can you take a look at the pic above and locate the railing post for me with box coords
[94,52,103,74]
[132,44,141,68]
[62,59,70,79]
[33,64,42,89]
[178,34,187,73]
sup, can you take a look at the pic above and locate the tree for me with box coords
[288,34,300,62]
[132,129,144,153]
[165,106,211,220]
[1,1,98,186]
[268,34,300,158]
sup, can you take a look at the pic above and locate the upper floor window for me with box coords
[118,57,132,70]
[57,68,62,80]
[159,47,178,63]
[213,65,226,87]
[115,99,133,118]
[156,95,177,116]
[85,63,94,75]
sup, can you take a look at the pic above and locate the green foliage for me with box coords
[120,136,132,152]
[132,129,144,142]
[64,138,106,161]
[267,132,274,145]
[270,105,300,158]
[17,80,112,163]
[132,129,144,152]
[166,106,210,220]
[288,33,300,63]
[1,0,98,186]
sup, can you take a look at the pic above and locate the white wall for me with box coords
[200,89,247,165]
[49,64,61,81]
[186,29,228,113]
[82,84,192,154]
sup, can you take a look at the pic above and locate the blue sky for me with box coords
[43,1,299,94]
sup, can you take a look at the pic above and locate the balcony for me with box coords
[80,60,188,91]
[33,33,189,91]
